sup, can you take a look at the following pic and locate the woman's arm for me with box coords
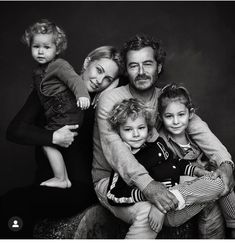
[6,90,54,146]
[6,90,80,147]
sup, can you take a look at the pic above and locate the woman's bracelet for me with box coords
[220,161,235,170]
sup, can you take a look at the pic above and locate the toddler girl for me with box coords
[22,19,90,188]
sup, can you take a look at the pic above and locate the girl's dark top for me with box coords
[6,89,96,187]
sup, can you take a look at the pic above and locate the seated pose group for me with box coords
[106,93,235,237]
[2,18,234,239]
[92,34,235,239]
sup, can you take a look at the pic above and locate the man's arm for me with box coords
[96,90,178,212]
[188,114,234,195]
[97,91,152,190]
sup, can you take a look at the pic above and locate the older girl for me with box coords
[158,83,235,238]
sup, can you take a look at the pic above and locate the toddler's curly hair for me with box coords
[108,98,155,133]
[22,19,67,54]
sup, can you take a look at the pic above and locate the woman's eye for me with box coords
[104,77,112,83]
[96,67,102,74]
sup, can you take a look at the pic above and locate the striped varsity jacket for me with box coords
[107,136,196,206]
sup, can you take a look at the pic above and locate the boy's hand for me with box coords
[77,97,90,110]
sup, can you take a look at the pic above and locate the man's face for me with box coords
[126,47,158,91]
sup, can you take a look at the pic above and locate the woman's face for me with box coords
[82,58,119,93]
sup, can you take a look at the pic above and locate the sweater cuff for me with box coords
[219,161,235,170]
[132,174,154,192]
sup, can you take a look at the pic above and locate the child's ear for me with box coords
[189,108,195,119]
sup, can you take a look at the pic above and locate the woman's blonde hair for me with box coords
[82,46,123,76]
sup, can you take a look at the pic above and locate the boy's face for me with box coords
[31,33,58,64]
[162,100,191,138]
[119,115,148,150]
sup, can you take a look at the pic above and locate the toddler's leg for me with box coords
[41,146,71,188]
[219,190,235,237]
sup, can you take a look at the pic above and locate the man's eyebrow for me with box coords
[143,60,154,63]
[128,61,138,66]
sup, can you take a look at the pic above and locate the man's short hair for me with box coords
[121,34,166,72]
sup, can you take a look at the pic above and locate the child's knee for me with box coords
[132,202,152,222]
[203,174,225,194]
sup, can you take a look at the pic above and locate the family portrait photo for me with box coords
[0,1,235,239]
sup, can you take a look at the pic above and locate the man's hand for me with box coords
[211,162,235,196]
[143,180,179,213]
[52,124,79,147]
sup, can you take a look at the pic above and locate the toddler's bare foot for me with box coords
[66,179,72,188]
[148,205,165,234]
[40,177,69,188]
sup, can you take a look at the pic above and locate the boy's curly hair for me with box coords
[108,98,155,132]
[22,19,67,54]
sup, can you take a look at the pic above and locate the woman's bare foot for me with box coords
[148,205,165,234]
[40,177,71,188]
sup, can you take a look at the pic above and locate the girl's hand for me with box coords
[77,97,90,110]
[193,166,210,177]
[52,124,79,147]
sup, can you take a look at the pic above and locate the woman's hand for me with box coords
[52,124,79,147]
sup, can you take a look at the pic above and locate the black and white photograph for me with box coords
[0,1,235,239]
